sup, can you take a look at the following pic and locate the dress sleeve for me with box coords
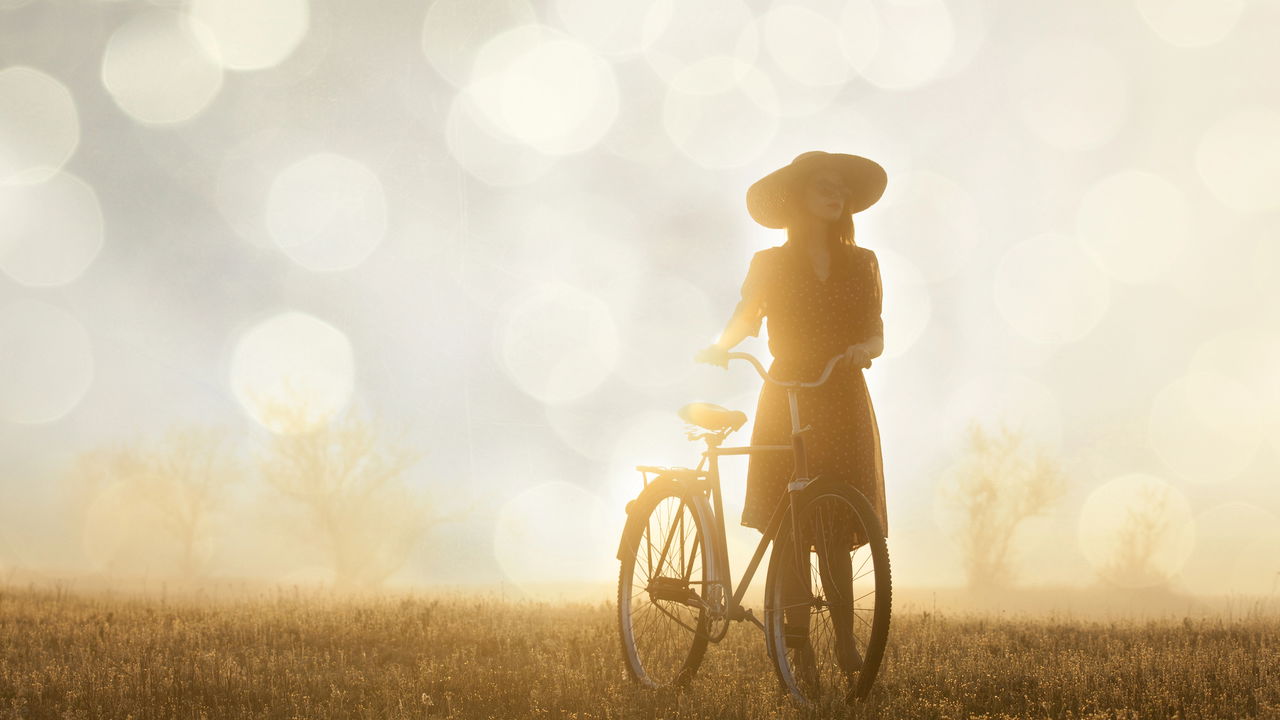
[865,249,883,341]
[729,251,768,337]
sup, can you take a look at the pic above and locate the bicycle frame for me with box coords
[647,351,847,634]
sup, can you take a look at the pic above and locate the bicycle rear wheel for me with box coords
[617,480,718,688]
[763,479,891,705]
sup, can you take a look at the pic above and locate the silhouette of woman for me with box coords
[696,150,888,676]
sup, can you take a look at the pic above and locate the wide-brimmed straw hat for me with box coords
[746,151,887,229]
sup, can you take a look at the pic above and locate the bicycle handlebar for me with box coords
[726,351,845,389]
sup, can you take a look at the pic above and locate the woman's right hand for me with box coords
[695,344,730,368]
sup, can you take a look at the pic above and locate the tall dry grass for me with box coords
[1,585,1277,719]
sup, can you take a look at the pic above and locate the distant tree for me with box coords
[1102,482,1174,589]
[257,397,430,588]
[940,420,1067,589]
[135,427,240,579]
[66,427,238,578]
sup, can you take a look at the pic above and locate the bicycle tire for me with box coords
[762,478,892,705]
[616,477,720,688]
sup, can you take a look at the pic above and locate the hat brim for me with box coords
[746,153,887,229]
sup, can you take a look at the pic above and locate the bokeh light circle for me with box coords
[663,56,779,169]
[993,233,1110,345]
[553,0,651,56]
[939,372,1064,457]
[1181,502,1280,595]
[229,311,355,434]
[1077,473,1195,589]
[0,66,80,185]
[266,153,387,272]
[496,282,619,405]
[187,0,309,71]
[0,300,94,424]
[1135,0,1245,48]
[493,481,614,591]
[1196,108,1280,213]
[1189,328,1280,457]
[1147,371,1262,485]
[446,85,559,186]
[1076,170,1189,283]
[420,0,536,87]
[101,10,224,125]
[0,171,104,286]
[876,170,980,282]
[1013,39,1128,151]
[839,0,954,90]
[468,25,619,155]
[759,3,856,87]
[614,275,713,389]
[641,0,758,82]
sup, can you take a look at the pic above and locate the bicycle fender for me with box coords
[615,475,716,563]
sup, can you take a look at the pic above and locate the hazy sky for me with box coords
[2,0,1279,597]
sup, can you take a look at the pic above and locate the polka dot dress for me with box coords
[730,242,888,546]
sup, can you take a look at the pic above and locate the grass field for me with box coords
[1,585,1278,719]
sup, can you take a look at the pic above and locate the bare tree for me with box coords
[1102,482,1174,589]
[134,427,239,579]
[257,397,430,588]
[940,420,1067,589]
[66,428,237,578]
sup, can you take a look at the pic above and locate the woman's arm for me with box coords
[844,250,884,369]
[697,252,768,367]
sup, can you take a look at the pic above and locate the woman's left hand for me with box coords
[842,344,872,370]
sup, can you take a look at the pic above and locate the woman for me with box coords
[696,150,888,678]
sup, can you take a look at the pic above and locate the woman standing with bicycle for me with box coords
[697,150,889,682]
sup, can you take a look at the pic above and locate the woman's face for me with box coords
[800,168,850,225]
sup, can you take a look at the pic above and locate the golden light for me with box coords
[0,171,103,287]
[82,479,153,573]
[1013,38,1128,151]
[496,282,619,405]
[1135,0,1245,48]
[187,0,309,71]
[467,24,619,155]
[1180,502,1280,595]
[993,232,1110,345]
[228,311,355,434]
[662,56,780,169]
[0,66,79,185]
[0,299,94,424]
[1189,328,1280,457]
[839,0,955,90]
[1076,170,1189,283]
[1077,473,1196,589]
[100,10,224,125]
[1147,371,1262,485]
[265,153,388,272]
[492,481,614,593]
[1195,108,1280,213]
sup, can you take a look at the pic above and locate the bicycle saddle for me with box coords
[678,403,748,433]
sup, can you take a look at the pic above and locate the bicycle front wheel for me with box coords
[617,479,718,688]
[763,479,892,706]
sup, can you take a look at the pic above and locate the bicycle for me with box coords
[615,350,892,707]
